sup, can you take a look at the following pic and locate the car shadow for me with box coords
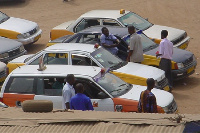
[0,0,30,7]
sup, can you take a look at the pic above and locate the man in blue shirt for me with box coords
[100,27,119,55]
[70,83,94,111]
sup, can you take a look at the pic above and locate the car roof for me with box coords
[80,10,130,19]
[45,43,99,53]
[79,26,129,38]
[10,65,102,78]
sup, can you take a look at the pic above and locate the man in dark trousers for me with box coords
[156,30,173,91]
[138,78,158,113]
[70,83,94,111]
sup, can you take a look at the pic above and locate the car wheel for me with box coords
[22,100,53,112]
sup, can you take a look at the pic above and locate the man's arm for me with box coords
[65,102,70,110]
[102,39,119,48]
[127,36,135,61]
[127,50,133,61]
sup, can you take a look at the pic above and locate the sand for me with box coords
[0,0,200,114]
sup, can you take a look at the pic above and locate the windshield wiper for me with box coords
[0,17,8,23]
[110,88,122,94]
[110,61,123,69]
[118,84,127,87]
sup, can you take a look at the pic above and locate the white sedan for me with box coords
[7,43,170,91]
[50,9,190,49]
[0,11,42,45]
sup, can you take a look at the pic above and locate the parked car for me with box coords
[7,43,169,91]
[0,11,42,45]
[48,26,197,81]
[0,65,177,113]
[0,37,26,63]
[0,61,7,83]
[50,9,190,49]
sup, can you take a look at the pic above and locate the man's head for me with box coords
[66,74,75,85]
[146,78,155,91]
[128,25,136,35]
[161,30,168,39]
[75,83,84,93]
[101,27,109,37]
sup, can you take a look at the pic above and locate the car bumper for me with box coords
[17,29,42,45]
[172,61,197,80]
[0,50,27,63]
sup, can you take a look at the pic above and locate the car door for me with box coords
[34,77,63,109]
[76,78,114,111]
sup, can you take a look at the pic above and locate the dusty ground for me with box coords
[0,0,199,114]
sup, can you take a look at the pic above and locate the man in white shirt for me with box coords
[127,25,144,63]
[62,74,75,110]
[156,30,173,91]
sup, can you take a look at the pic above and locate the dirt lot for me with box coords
[0,0,199,114]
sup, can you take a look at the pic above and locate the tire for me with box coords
[22,100,53,112]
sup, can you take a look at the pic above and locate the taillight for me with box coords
[0,97,3,103]
[174,63,178,69]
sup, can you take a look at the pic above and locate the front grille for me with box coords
[183,56,193,68]
[171,33,186,45]
[28,27,37,36]
[158,77,168,89]
[8,48,21,58]
[0,70,6,78]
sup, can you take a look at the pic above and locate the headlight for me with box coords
[177,63,184,69]
[0,53,9,59]
[19,45,25,52]
[17,33,30,39]
[35,25,39,31]
[162,99,177,114]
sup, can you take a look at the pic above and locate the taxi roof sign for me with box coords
[120,9,125,14]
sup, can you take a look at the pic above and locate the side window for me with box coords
[75,78,109,99]
[71,54,98,66]
[37,77,64,96]
[5,77,35,93]
[29,55,42,65]
[75,19,100,33]
[102,19,120,26]
[78,34,100,44]
[43,53,68,65]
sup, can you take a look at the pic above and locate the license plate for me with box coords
[187,66,195,74]
[164,86,170,92]
[34,34,41,41]
[178,42,188,49]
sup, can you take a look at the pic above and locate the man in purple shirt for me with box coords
[70,83,94,111]
[156,30,173,91]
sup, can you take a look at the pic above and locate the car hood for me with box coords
[0,17,37,33]
[114,62,165,80]
[9,54,34,63]
[145,46,194,63]
[119,84,174,107]
[143,25,186,41]
[0,37,22,53]
[0,62,6,71]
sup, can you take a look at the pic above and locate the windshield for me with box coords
[94,73,132,97]
[91,47,123,68]
[123,34,158,51]
[0,12,9,24]
[118,12,152,30]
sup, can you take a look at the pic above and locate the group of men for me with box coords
[61,25,173,113]
[62,74,94,111]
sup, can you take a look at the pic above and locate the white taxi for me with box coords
[50,9,190,49]
[0,11,42,45]
[0,65,177,113]
[7,43,169,91]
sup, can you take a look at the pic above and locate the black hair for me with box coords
[128,25,135,31]
[101,27,108,32]
[146,78,155,89]
[66,74,74,82]
[161,30,168,38]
